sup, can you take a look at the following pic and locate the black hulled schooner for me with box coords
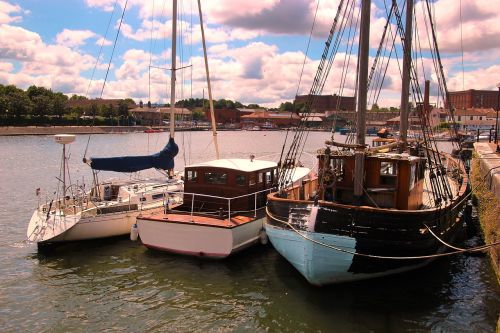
[265,0,471,285]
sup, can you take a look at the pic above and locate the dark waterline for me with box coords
[0,132,498,332]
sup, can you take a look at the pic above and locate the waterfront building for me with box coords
[447,90,499,109]
[294,94,356,112]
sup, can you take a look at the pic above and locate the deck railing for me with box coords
[162,188,274,220]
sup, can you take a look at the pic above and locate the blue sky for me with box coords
[1,0,499,107]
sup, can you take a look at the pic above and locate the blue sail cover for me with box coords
[90,137,179,172]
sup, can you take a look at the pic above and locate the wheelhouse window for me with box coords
[265,171,272,184]
[204,172,227,185]
[258,172,263,183]
[249,174,256,186]
[380,161,397,186]
[380,161,397,175]
[187,170,197,182]
[236,174,246,186]
[331,158,344,181]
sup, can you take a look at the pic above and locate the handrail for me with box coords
[163,188,274,219]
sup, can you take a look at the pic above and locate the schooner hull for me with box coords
[265,224,442,285]
[265,196,469,285]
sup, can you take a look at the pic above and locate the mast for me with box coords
[353,0,371,204]
[197,0,220,159]
[399,0,414,151]
[169,0,178,138]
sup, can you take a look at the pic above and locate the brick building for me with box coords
[203,108,240,124]
[447,90,500,110]
[294,94,356,112]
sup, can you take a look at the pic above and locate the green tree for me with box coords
[52,93,68,118]
[32,95,53,117]
[247,103,260,109]
[280,101,294,112]
[118,100,130,125]
[104,103,116,119]
[192,109,205,121]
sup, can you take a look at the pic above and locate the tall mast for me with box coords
[197,0,220,159]
[169,0,178,138]
[353,0,371,204]
[399,0,414,151]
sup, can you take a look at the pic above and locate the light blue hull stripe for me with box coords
[265,225,357,285]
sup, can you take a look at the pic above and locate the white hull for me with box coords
[29,206,166,244]
[137,216,264,258]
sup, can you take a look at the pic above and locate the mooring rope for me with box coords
[265,207,499,260]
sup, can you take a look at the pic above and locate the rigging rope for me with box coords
[266,207,499,260]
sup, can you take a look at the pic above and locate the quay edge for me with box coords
[471,142,500,283]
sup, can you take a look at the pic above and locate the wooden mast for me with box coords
[169,0,178,138]
[353,0,371,205]
[197,0,220,159]
[399,0,414,151]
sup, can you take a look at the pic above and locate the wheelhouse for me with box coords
[318,150,425,209]
[183,159,277,211]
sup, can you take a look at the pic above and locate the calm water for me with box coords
[0,131,498,332]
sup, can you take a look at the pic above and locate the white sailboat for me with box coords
[27,135,183,244]
[135,0,311,258]
[27,3,185,245]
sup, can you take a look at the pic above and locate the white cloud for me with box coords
[56,29,97,48]
[0,1,24,24]
[95,37,112,46]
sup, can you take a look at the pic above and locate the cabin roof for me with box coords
[186,158,277,172]
[369,152,422,162]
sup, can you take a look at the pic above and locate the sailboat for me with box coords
[135,0,311,258]
[265,0,471,285]
[27,4,184,245]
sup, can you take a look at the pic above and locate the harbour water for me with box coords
[0,131,498,332]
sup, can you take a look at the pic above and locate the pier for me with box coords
[472,142,500,280]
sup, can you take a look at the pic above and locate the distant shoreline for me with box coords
[0,126,151,136]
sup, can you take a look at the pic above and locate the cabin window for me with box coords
[380,162,397,175]
[258,172,263,183]
[266,171,272,184]
[236,174,246,186]
[331,158,344,181]
[249,174,256,186]
[204,172,227,185]
[380,161,397,186]
[409,164,416,190]
[187,170,198,182]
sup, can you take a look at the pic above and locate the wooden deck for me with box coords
[139,212,256,229]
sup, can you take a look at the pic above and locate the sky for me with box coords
[0,0,499,108]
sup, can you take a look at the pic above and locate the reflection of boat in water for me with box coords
[27,135,183,244]
[265,0,471,285]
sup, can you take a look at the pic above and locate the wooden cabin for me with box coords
[183,159,277,212]
[318,151,425,209]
